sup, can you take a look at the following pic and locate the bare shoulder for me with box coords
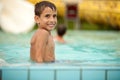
[38,29,49,36]
[36,29,50,41]
[30,29,50,44]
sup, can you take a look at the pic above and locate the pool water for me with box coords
[0,30,120,66]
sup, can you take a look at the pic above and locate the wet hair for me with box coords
[35,1,56,16]
[57,24,67,37]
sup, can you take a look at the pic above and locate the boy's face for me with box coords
[35,7,57,31]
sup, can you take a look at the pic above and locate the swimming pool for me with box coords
[0,30,120,80]
[0,30,120,65]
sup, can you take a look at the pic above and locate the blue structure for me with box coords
[0,64,120,80]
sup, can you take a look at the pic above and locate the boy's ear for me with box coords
[34,15,40,24]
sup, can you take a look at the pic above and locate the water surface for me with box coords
[0,30,120,66]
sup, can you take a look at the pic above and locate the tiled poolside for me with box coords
[0,64,120,80]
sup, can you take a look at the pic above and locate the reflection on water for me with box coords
[0,30,120,66]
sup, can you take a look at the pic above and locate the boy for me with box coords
[54,24,67,43]
[30,1,57,63]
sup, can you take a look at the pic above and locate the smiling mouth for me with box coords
[48,24,55,27]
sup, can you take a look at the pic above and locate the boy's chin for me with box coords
[49,27,55,31]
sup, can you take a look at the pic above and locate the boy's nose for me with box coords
[50,17,55,22]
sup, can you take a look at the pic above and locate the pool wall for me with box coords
[0,65,120,80]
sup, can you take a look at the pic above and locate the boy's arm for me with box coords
[35,29,49,63]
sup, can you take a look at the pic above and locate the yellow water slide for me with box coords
[79,0,120,29]
[28,0,120,29]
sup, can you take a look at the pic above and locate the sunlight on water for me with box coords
[0,30,120,66]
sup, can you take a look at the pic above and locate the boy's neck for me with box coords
[38,27,51,34]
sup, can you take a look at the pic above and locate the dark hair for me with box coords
[57,24,67,37]
[35,1,56,16]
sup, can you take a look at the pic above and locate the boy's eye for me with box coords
[53,14,57,18]
[45,14,50,18]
